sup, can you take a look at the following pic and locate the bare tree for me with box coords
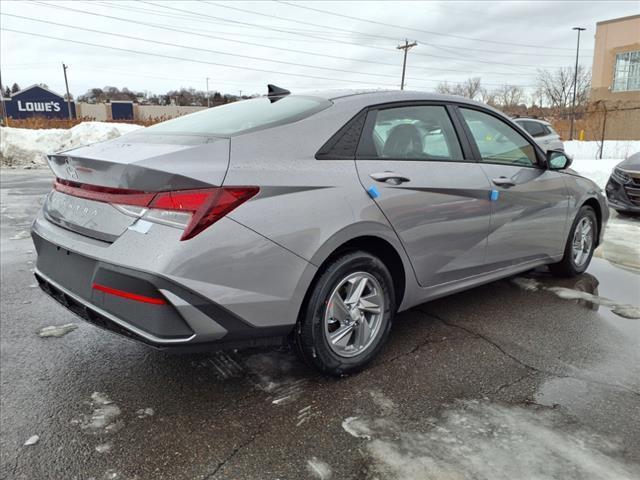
[436,81,456,95]
[436,77,483,100]
[479,87,497,106]
[458,77,483,100]
[494,84,525,109]
[536,66,590,109]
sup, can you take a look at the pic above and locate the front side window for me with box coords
[461,109,537,167]
[612,50,640,92]
[361,105,463,161]
[144,95,331,136]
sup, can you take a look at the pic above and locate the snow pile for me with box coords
[0,121,143,168]
[566,140,639,189]
[564,140,639,161]
[570,159,621,189]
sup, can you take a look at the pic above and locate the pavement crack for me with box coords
[421,309,640,398]
[488,371,535,395]
[203,422,265,479]
[420,309,542,374]
[374,335,447,368]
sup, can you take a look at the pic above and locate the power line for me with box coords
[276,1,592,52]
[195,1,563,77]
[30,1,537,79]
[2,27,538,92]
[2,12,409,82]
[207,0,589,59]
[0,27,403,88]
[139,1,566,69]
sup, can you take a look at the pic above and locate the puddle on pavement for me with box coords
[595,213,640,271]
[511,257,640,325]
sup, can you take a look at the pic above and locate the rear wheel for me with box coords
[294,251,395,376]
[550,206,597,277]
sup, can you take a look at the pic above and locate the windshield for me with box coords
[144,95,332,136]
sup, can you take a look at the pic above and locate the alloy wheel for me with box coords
[572,217,594,267]
[323,272,384,358]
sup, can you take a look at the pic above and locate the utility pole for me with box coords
[397,39,417,90]
[569,27,585,141]
[62,62,73,120]
[238,90,242,99]
[206,77,210,107]
[0,71,9,127]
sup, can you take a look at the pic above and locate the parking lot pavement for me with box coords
[1,169,639,480]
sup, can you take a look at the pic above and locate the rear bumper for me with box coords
[31,210,316,350]
[33,234,292,350]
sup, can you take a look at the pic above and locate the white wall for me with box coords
[75,103,205,122]
[134,105,205,121]
[76,103,109,121]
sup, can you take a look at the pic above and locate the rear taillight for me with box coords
[148,187,259,240]
[54,178,155,206]
[53,179,258,240]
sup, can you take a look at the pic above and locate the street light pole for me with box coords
[0,70,9,127]
[569,27,585,141]
[206,77,210,108]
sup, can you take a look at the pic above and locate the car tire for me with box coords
[294,251,395,376]
[550,206,598,277]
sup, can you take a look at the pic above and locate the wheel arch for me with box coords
[299,227,413,325]
[581,197,603,246]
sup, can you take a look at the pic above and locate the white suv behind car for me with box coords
[514,118,564,152]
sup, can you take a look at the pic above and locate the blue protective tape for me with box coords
[367,185,380,199]
[490,190,500,201]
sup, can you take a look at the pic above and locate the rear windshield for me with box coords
[144,96,331,136]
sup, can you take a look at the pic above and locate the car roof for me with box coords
[513,117,551,125]
[293,89,503,115]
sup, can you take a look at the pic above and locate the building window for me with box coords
[612,50,640,92]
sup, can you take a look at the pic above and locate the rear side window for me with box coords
[144,96,331,136]
[520,120,547,137]
[519,120,547,138]
[358,105,463,161]
[461,109,537,167]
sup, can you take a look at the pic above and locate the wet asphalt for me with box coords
[1,169,639,480]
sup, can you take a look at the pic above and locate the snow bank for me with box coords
[0,122,143,168]
[564,140,639,161]
[565,140,639,189]
[571,159,621,189]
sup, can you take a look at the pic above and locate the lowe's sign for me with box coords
[4,85,75,119]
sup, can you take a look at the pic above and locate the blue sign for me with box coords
[111,101,134,120]
[3,85,75,119]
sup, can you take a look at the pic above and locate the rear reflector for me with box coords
[92,283,166,305]
[53,178,258,240]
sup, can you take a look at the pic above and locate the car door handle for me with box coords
[370,172,410,185]
[492,177,515,188]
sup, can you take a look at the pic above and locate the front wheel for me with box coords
[550,206,598,277]
[294,251,395,376]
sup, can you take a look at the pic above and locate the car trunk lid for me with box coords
[44,132,231,242]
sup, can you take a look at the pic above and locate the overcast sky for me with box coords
[1,0,638,99]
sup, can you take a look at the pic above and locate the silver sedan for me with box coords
[31,87,608,375]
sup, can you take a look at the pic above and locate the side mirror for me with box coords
[547,150,572,170]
